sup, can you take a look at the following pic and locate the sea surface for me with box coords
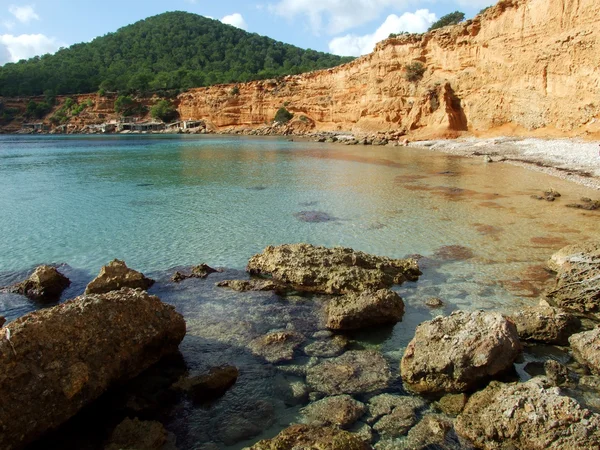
[1,135,599,449]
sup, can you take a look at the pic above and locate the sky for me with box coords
[0,0,495,65]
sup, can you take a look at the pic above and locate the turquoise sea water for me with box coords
[1,135,599,449]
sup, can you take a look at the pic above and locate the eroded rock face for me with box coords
[0,288,186,450]
[401,311,521,395]
[545,242,600,315]
[249,330,304,364]
[172,365,239,403]
[8,265,70,302]
[455,378,600,449]
[569,328,600,375]
[401,415,455,450]
[307,350,391,395]
[105,417,167,450]
[247,244,420,295]
[301,395,366,428]
[85,259,154,295]
[248,424,371,450]
[370,396,425,439]
[326,289,404,330]
[511,306,580,345]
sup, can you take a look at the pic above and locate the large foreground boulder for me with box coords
[85,259,154,295]
[401,311,521,395]
[8,265,70,302]
[0,288,186,450]
[455,378,600,449]
[247,244,420,294]
[545,241,600,315]
[326,289,404,330]
[569,328,600,375]
[248,424,371,450]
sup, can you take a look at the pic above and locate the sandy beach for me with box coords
[413,137,600,190]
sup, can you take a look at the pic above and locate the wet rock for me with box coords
[247,244,421,295]
[294,211,337,223]
[171,263,219,282]
[401,311,521,395]
[0,316,5,327]
[172,365,238,403]
[307,350,391,395]
[532,188,561,202]
[370,396,425,439]
[366,394,426,425]
[349,422,373,444]
[402,415,455,449]
[248,424,371,450]
[511,306,580,345]
[275,378,310,406]
[566,199,600,210]
[85,259,154,295]
[425,297,444,308]
[216,278,287,292]
[438,393,468,416]
[544,360,576,387]
[326,289,404,330]
[0,288,186,450]
[7,265,70,302]
[569,328,600,375]
[304,335,348,357]
[455,378,600,449]
[545,242,600,315]
[249,330,304,363]
[217,399,275,445]
[105,417,167,450]
[301,395,366,428]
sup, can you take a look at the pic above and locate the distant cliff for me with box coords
[177,0,600,139]
[2,0,599,139]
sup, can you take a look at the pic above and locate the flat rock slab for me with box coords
[85,259,154,295]
[0,288,185,450]
[455,378,600,449]
[248,424,371,450]
[401,310,521,395]
[249,331,304,364]
[326,289,404,330]
[306,350,391,395]
[569,328,600,375]
[301,395,366,428]
[511,305,580,345]
[247,244,420,294]
[216,279,287,292]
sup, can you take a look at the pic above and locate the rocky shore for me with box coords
[1,241,600,449]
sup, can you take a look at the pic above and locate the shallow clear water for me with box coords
[1,135,599,449]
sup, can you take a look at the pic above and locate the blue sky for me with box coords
[0,0,495,65]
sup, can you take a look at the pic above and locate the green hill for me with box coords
[0,11,354,97]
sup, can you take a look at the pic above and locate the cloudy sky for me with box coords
[0,0,495,65]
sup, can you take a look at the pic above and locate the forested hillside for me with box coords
[0,11,353,97]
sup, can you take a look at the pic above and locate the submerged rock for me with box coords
[171,263,220,282]
[545,241,600,316]
[569,328,600,375]
[511,305,580,345]
[172,365,239,403]
[85,259,154,295]
[366,394,426,425]
[301,395,366,428]
[7,265,70,302]
[216,278,287,292]
[370,396,425,438]
[401,311,521,395]
[401,415,455,450]
[247,244,420,294]
[249,330,304,363]
[455,378,600,449]
[304,334,348,357]
[248,424,371,450]
[432,245,474,261]
[0,288,185,450]
[306,350,391,395]
[294,210,338,223]
[326,289,404,330]
[425,297,444,308]
[216,399,275,446]
[105,417,167,450]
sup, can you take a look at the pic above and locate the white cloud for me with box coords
[8,5,40,24]
[221,13,248,30]
[271,0,412,35]
[3,21,16,30]
[184,0,198,3]
[0,34,62,64]
[328,9,435,56]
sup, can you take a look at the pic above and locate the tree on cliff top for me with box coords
[428,11,465,31]
[0,11,354,97]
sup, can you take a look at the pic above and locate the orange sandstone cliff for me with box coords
[177,0,600,138]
